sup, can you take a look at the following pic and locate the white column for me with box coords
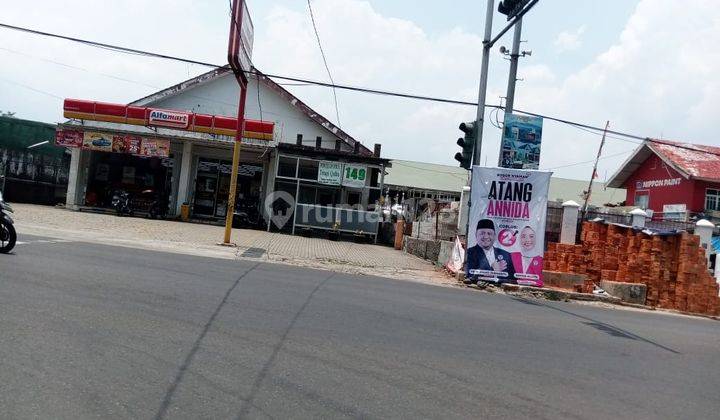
[457,186,471,236]
[65,148,82,210]
[695,219,714,267]
[630,208,647,228]
[175,141,193,215]
[560,200,580,244]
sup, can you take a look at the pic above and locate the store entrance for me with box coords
[193,157,263,219]
[85,152,172,213]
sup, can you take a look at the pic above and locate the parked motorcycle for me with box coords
[0,191,16,253]
[111,189,133,217]
[142,189,167,220]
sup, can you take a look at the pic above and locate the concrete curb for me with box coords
[500,284,622,304]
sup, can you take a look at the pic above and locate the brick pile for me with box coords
[544,221,720,316]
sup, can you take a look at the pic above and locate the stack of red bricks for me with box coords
[544,221,720,316]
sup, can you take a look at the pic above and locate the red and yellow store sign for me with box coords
[63,99,274,140]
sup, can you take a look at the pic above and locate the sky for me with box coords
[1,0,718,182]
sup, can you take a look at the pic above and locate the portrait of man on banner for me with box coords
[466,167,551,287]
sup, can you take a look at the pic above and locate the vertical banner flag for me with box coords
[467,167,551,287]
[499,114,543,169]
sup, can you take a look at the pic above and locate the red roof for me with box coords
[607,139,720,188]
[650,139,720,181]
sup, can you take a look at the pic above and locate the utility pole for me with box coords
[504,17,522,113]
[582,120,610,215]
[472,0,495,168]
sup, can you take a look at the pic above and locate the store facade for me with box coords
[607,139,720,221]
[58,67,386,233]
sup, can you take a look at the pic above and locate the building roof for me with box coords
[130,66,372,156]
[385,159,625,206]
[607,139,720,187]
[384,160,468,193]
[0,115,66,158]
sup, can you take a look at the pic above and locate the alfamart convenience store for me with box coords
[56,67,389,238]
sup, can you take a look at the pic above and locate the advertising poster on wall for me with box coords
[342,164,367,188]
[111,135,142,155]
[82,132,114,152]
[139,138,170,157]
[55,129,84,147]
[500,114,543,170]
[318,161,343,185]
[466,166,551,287]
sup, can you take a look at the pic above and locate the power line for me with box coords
[544,149,636,170]
[0,77,63,99]
[2,21,720,158]
[306,0,341,127]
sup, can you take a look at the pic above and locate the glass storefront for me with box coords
[85,151,172,212]
[193,157,263,219]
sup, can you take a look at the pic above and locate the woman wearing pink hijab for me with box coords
[511,226,544,287]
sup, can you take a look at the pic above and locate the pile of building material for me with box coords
[544,221,720,316]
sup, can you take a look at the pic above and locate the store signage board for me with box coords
[342,164,367,188]
[228,0,254,79]
[318,161,343,185]
[148,109,190,129]
[499,114,543,170]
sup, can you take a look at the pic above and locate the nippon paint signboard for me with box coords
[499,114,543,170]
[466,167,551,287]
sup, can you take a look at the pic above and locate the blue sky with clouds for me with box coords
[1,0,717,181]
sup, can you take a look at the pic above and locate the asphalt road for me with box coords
[1,234,719,419]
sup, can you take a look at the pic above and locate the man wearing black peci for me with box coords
[466,218,516,284]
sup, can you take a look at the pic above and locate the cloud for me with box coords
[554,25,586,52]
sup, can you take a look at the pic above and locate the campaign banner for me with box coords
[318,161,342,185]
[499,114,543,170]
[467,167,551,287]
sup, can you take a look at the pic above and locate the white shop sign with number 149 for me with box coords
[342,164,367,188]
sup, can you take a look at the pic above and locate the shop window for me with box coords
[706,189,720,211]
[317,188,338,207]
[278,156,297,178]
[347,191,361,206]
[370,167,381,187]
[298,184,317,204]
[298,159,319,180]
[634,191,649,210]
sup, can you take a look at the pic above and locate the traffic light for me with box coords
[498,0,529,19]
[454,121,476,170]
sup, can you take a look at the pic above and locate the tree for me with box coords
[0,110,16,118]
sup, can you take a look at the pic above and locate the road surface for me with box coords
[2,234,719,419]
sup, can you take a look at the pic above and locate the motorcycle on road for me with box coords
[0,191,16,253]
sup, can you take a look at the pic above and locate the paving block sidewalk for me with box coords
[12,204,450,285]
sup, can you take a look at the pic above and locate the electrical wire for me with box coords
[306,0,341,127]
[0,77,63,99]
[2,22,720,158]
[543,149,637,170]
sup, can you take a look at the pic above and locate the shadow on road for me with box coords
[509,297,681,354]
[236,272,337,419]
[154,262,262,420]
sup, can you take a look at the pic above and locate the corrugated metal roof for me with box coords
[607,139,720,187]
[650,140,720,182]
[385,159,625,206]
[384,160,468,193]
